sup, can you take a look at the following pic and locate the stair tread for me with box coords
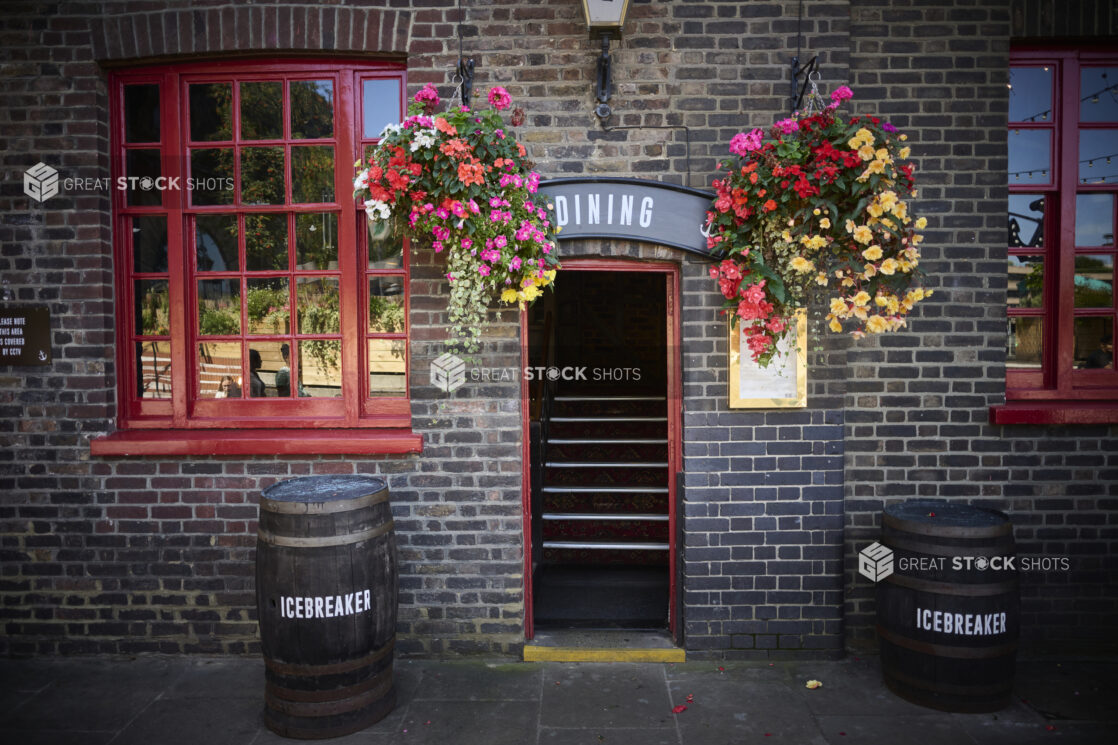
[542,486,670,493]
[542,540,670,550]
[549,438,668,444]
[545,461,669,468]
[541,512,669,521]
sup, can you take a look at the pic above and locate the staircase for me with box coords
[533,389,671,628]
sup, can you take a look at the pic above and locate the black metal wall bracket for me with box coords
[457,57,475,109]
[595,32,613,120]
[789,54,819,114]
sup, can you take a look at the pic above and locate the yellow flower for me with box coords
[875,148,891,162]
[828,317,843,333]
[858,144,876,161]
[867,203,884,218]
[880,258,899,275]
[863,263,877,278]
[852,290,871,307]
[815,272,829,286]
[866,159,887,174]
[819,217,831,229]
[875,295,889,307]
[915,216,928,230]
[891,201,908,220]
[500,288,519,304]
[866,315,889,333]
[845,219,856,233]
[853,225,873,244]
[790,256,815,273]
[829,298,849,317]
[899,146,911,159]
[520,285,542,303]
[813,208,821,216]
[782,230,794,242]
[879,190,897,210]
[862,245,883,261]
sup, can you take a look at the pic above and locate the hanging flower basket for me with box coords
[355,85,559,353]
[706,85,932,367]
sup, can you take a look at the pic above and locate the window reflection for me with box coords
[1008,194,1044,248]
[368,338,406,397]
[198,342,242,398]
[1008,256,1044,309]
[1009,67,1053,123]
[1075,194,1114,247]
[1075,317,1114,370]
[1008,129,1051,184]
[1007,317,1043,368]
[1078,129,1118,185]
[135,341,172,399]
[1073,255,1114,308]
[1080,68,1118,123]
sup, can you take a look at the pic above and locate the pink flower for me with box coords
[729,128,764,156]
[414,84,440,108]
[477,264,491,277]
[488,86,512,110]
[509,257,522,270]
[830,85,853,104]
[745,332,773,362]
[774,118,798,135]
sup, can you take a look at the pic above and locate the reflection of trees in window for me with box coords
[298,279,341,375]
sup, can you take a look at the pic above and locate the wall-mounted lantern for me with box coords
[581,0,630,120]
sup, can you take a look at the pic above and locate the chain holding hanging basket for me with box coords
[706,84,932,367]
[354,84,559,354]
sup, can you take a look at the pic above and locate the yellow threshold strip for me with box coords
[523,646,685,663]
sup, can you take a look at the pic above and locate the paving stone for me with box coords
[541,663,676,730]
[411,659,543,701]
[110,696,261,745]
[540,726,681,745]
[398,700,540,745]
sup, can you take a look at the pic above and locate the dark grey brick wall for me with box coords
[1,0,1115,659]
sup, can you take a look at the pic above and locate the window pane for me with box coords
[291,145,335,203]
[240,146,285,204]
[124,84,160,143]
[1080,67,1118,122]
[189,83,233,142]
[295,212,338,269]
[190,148,235,205]
[368,218,404,269]
[135,341,171,399]
[247,278,290,335]
[1075,194,1115,247]
[363,79,400,138]
[368,338,406,397]
[245,214,288,271]
[1074,255,1114,308]
[291,80,334,139]
[248,342,288,398]
[1008,255,1044,309]
[296,277,340,334]
[195,214,239,272]
[1078,129,1118,185]
[125,149,162,206]
[132,215,168,273]
[134,279,169,336]
[1075,317,1114,369]
[1009,129,1050,184]
[198,342,242,398]
[1007,317,1043,368]
[198,279,241,335]
[240,81,283,140]
[1008,193,1045,248]
[1009,67,1052,123]
[301,341,342,397]
[274,342,295,398]
[369,276,406,332]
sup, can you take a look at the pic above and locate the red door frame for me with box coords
[520,258,683,641]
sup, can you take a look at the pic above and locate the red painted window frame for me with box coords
[94,59,421,454]
[995,47,1118,424]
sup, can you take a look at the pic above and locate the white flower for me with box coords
[409,129,437,152]
[364,199,391,221]
[353,170,369,191]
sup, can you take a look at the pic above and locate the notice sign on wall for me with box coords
[0,306,51,365]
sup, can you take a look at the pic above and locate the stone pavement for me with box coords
[0,654,1114,744]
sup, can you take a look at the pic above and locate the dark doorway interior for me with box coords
[528,271,670,629]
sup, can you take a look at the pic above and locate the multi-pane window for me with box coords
[110,61,409,429]
[1008,50,1118,400]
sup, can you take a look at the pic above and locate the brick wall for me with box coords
[1,0,1115,659]
[843,0,1118,653]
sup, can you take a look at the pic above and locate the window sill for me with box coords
[989,402,1118,425]
[90,428,424,457]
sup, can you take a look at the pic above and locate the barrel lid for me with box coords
[884,499,1008,527]
[262,475,387,503]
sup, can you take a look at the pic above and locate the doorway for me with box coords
[523,260,680,638]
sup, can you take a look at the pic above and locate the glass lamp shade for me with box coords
[581,0,630,34]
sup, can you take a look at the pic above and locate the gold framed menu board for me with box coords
[728,308,807,409]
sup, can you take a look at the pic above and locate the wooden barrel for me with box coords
[256,475,397,739]
[876,499,1019,713]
